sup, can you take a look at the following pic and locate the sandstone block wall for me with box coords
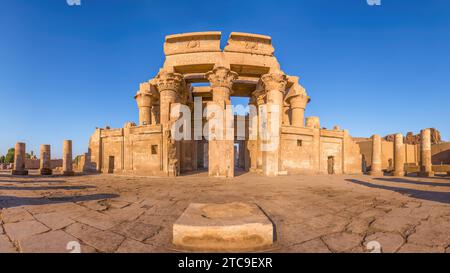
[24,159,63,170]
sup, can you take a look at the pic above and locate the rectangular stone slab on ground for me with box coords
[173,202,274,252]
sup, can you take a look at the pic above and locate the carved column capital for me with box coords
[155,70,184,92]
[134,92,153,108]
[252,89,266,105]
[135,82,157,107]
[205,67,238,90]
[289,94,310,109]
[261,72,287,92]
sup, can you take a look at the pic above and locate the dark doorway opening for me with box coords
[327,156,335,175]
[108,156,115,174]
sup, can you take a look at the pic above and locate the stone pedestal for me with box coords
[173,202,274,251]
[11,142,28,176]
[260,72,286,177]
[419,128,434,177]
[393,133,405,177]
[63,140,74,176]
[369,134,383,176]
[206,67,237,178]
[39,144,52,175]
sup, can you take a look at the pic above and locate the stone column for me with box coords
[419,128,434,177]
[135,82,154,126]
[393,133,405,177]
[155,70,184,176]
[151,103,160,125]
[282,102,290,126]
[255,93,265,172]
[63,140,74,176]
[248,97,257,172]
[39,144,52,175]
[11,142,28,175]
[205,66,238,178]
[248,95,261,173]
[369,134,383,176]
[289,94,309,127]
[155,70,183,125]
[260,72,287,176]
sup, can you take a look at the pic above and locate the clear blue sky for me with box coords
[1,0,449,158]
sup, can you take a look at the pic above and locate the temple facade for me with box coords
[87,31,363,177]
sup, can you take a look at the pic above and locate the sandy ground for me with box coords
[1,170,450,253]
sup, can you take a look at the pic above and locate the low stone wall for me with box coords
[432,165,450,173]
[0,163,11,170]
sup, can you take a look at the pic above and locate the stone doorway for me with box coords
[327,156,335,175]
[108,156,115,174]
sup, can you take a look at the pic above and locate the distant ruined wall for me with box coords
[432,142,450,165]
[358,140,419,171]
[385,128,442,144]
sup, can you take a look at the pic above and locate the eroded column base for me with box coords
[369,170,384,176]
[63,171,75,176]
[419,171,434,177]
[39,169,53,176]
[208,140,234,178]
[393,171,405,177]
[11,170,28,176]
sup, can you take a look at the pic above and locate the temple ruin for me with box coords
[7,32,450,178]
[86,31,363,177]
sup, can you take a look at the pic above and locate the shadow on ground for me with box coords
[346,179,450,204]
[0,185,96,191]
[0,193,119,209]
[0,180,67,184]
[374,177,450,187]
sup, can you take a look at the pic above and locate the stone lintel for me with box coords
[164,31,222,56]
[191,86,212,98]
[163,51,280,78]
[224,32,274,56]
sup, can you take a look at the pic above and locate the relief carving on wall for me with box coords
[186,39,200,49]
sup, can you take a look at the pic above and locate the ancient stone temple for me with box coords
[87,32,363,177]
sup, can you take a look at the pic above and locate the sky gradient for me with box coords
[1,0,449,158]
